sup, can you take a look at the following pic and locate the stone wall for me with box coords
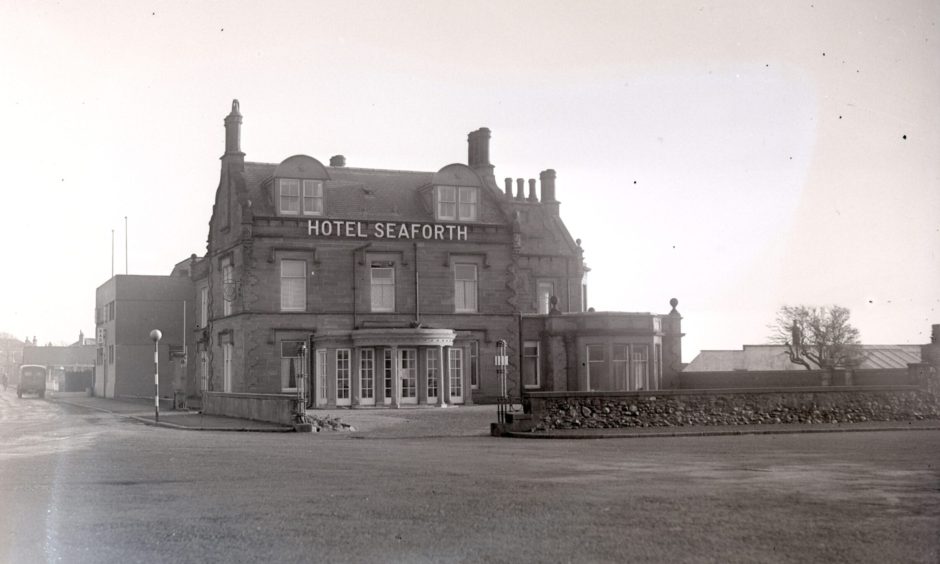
[202,391,300,425]
[525,386,940,432]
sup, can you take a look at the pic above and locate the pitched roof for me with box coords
[22,345,96,367]
[685,344,922,372]
[243,162,507,224]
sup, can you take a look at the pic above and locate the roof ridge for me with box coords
[328,166,433,175]
[244,161,433,176]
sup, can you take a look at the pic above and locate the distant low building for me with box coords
[681,343,922,388]
[21,333,96,392]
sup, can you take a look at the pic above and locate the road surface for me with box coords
[1,389,938,563]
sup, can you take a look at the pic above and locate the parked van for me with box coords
[18,365,47,398]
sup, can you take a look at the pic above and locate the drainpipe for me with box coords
[414,242,420,327]
[517,312,524,405]
[352,243,372,329]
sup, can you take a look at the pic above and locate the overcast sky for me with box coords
[1,1,937,360]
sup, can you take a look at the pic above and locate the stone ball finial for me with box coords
[669,298,678,308]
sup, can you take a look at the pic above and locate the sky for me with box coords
[0,0,937,361]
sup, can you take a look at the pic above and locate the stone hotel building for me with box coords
[107,101,684,415]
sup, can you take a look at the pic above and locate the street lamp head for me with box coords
[149,329,163,342]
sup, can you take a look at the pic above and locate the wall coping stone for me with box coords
[525,385,924,399]
[204,391,297,400]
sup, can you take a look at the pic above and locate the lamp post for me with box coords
[150,329,162,423]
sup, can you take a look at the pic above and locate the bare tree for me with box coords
[770,305,864,382]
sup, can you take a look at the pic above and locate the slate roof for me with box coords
[685,344,922,372]
[244,162,449,222]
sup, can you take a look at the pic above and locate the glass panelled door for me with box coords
[359,349,375,406]
[383,349,392,405]
[336,349,351,406]
[449,347,464,404]
[427,348,439,403]
[400,349,418,404]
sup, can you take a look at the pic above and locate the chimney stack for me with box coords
[504,178,513,198]
[223,99,243,157]
[527,179,538,202]
[468,128,491,168]
[539,169,556,202]
[515,178,525,200]
[330,155,346,167]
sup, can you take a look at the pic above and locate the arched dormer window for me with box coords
[273,155,330,217]
[432,164,483,222]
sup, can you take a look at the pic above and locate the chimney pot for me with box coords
[468,127,492,169]
[528,179,538,202]
[330,155,346,167]
[504,178,513,197]
[539,169,557,202]
[515,178,525,200]
[223,99,243,156]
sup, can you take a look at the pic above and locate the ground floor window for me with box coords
[280,341,305,391]
[222,343,233,392]
[200,351,208,392]
[316,349,328,406]
[586,344,605,391]
[522,341,540,389]
[612,345,629,390]
[655,343,663,389]
[632,345,649,390]
[449,347,463,402]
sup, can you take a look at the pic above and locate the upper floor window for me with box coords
[537,281,554,314]
[454,264,478,313]
[279,179,323,216]
[437,186,478,221]
[280,259,306,312]
[221,259,234,316]
[371,264,395,312]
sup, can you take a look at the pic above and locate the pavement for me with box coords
[48,392,293,432]
[47,392,940,438]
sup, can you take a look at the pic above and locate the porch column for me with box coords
[379,347,387,405]
[463,344,473,405]
[439,346,449,408]
[390,345,400,408]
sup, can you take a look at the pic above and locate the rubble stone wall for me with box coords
[526,386,940,432]
[202,391,299,425]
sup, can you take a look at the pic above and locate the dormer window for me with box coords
[279,179,323,216]
[436,186,478,221]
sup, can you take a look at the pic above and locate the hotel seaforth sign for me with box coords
[307,220,468,241]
